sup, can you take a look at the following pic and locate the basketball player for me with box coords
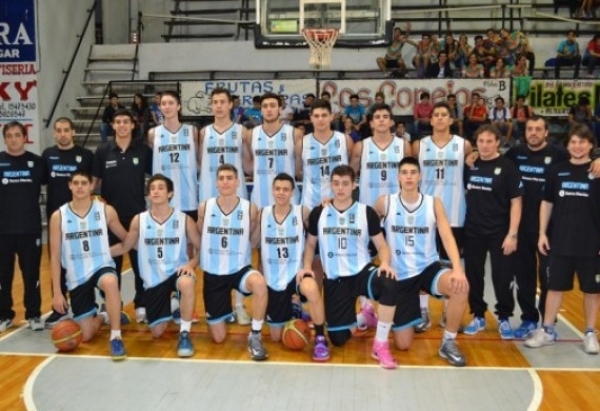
[0,122,46,333]
[115,174,201,357]
[525,124,600,354]
[42,117,94,327]
[50,171,128,360]
[372,157,469,367]
[260,173,329,361]
[198,87,253,325]
[412,102,473,332]
[92,109,152,324]
[250,92,302,209]
[197,164,269,361]
[301,165,399,368]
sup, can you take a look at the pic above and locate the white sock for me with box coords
[251,319,263,333]
[443,330,457,341]
[359,296,369,308]
[110,330,122,340]
[375,321,392,342]
[419,294,429,309]
[235,291,244,308]
[180,320,191,333]
[356,313,367,328]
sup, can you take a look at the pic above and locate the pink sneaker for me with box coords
[360,303,378,330]
[371,340,397,369]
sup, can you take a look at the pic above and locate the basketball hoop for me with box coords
[302,28,339,69]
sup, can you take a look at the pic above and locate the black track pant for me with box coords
[515,230,548,323]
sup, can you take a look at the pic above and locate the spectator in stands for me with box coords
[244,95,263,128]
[412,33,439,79]
[489,96,513,145]
[584,33,600,78]
[321,91,341,130]
[472,35,497,77]
[457,34,473,70]
[130,93,151,140]
[368,92,386,115]
[498,28,525,66]
[294,93,315,133]
[489,58,511,78]
[512,54,532,97]
[279,96,295,125]
[149,92,163,127]
[376,24,416,78]
[568,96,594,129]
[231,95,245,124]
[413,91,433,140]
[342,94,367,133]
[426,51,453,78]
[447,93,463,136]
[555,30,582,79]
[442,34,460,70]
[463,92,488,141]
[462,53,484,79]
[510,95,534,142]
[593,99,600,144]
[100,93,125,143]
[515,35,536,77]
[343,117,361,143]
[394,121,411,143]
[577,0,598,18]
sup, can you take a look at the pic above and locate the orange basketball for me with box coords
[51,319,83,352]
[282,319,311,350]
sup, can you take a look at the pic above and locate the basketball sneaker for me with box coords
[110,338,127,361]
[371,340,397,370]
[358,303,378,331]
[45,310,70,329]
[439,339,467,367]
[0,318,13,333]
[498,320,515,340]
[463,316,486,335]
[135,307,147,324]
[120,311,131,325]
[28,317,44,331]
[177,331,194,357]
[514,321,538,339]
[414,308,431,333]
[524,328,557,348]
[312,336,330,362]
[248,332,268,361]
[583,331,599,355]
[235,305,251,326]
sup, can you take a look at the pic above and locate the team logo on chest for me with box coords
[76,156,82,163]
[544,157,552,165]
[349,213,356,224]
[27,161,34,168]
[407,215,415,225]
[437,150,444,159]
[133,157,139,165]
[173,219,179,229]
[282,133,287,142]
[339,217,345,226]
[292,216,298,226]
[232,131,237,140]
[237,210,243,220]
[157,228,164,237]
[453,143,458,152]
[223,217,230,227]
[79,221,87,230]
[494,167,501,175]
[183,128,189,137]
[95,212,101,221]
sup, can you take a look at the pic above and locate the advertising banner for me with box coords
[523,79,600,116]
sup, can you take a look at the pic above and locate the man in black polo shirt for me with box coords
[0,121,47,332]
[92,109,152,322]
[42,117,94,328]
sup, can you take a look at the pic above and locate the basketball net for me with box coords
[302,28,339,69]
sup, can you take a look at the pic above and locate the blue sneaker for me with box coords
[463,317,486,335]
[110,338,126,361]
[177,331,194,357]
[514,321,538,339]
[312,336,330,362]
[120,311,131,325]
[498,320,515,340]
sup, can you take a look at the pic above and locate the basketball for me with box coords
[282,319,311,350]
[51,319,83,352]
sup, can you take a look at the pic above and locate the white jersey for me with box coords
[383,194,439,280]
[199,123,248,202]
[301,131,348,209]
[137,210,188,289]
[260,205,305,291]
[200,197,251,275]
[152,124,198,211]
[250,124,299,208]
[418,135,466,227]
[60,200,114,290]
[358,136,406,206]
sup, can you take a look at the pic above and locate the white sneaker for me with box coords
[583,331,600,355]
[524,328,556,348]
[28,317,44,331]
[136,307,148,324]
[234,305,251,326]
[0,318,13,333]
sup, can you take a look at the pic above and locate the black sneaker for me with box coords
[45,310,70,329]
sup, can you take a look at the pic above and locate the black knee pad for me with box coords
[328,329,352,347]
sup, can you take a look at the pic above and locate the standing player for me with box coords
[261,173,329,361]
[526,124,600,354]
[116,174,201,357]
[198,164,269,361]
[373,157,469,367]
[250,92,302,209]
[92,109,152,324]
[301,165,399,368]
[42,117,94,327]
[50,171,128,360]
[412,102,473,331]
[0,122,46,332]
[463,124,523,339]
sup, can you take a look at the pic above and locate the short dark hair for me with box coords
[54,117,75,130]
[474,35,483,41]
[474,123,502,141]
[305,93,316,100]
[399,156,421,172]
[349,94,360,100]
[369,103,393,118]
[161,90,181,105]
[331,165,356,181]
[112,109,135,122]
[516,94,526,101]
[109,93,118,99]
[568,123,595,147]
[147,173,174,194]
[447,94,456,99]
[432,101,452,115]
[273,172,295,190]
[420,92,430,100]
[321,91,331,99]
[495,96,505,103]
[211,88,232,101]
[252,95,261,103]
[70,170,92,182]
[3,121,26,138]
[525,115,548,130]
[374,91,385,100]
[311,99,332,113]
[217,163,239,178]
[260,92,281,106]
[472,92,481,98]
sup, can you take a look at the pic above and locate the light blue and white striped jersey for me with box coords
[137,210,188,289]
[260,205,305,291]
[250,124,299,208]
[358,137,406,206]
[199,123,248,202]
[200,197,251,275]
[301,131,348,209]
[152,124,198,211]
[418,135,466,227]
[383,194,439,280]
[60,200,114,290]
[317,202,371,279]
